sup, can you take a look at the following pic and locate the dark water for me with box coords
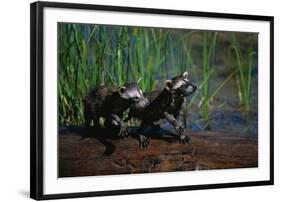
[188,110,258,134]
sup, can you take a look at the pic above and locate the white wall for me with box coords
[0,0,279,201]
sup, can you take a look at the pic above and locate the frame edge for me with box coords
[36,1,274,21]
[30,1,44,200]
[269,17,274,185]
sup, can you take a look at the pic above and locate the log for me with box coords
[59,126,258,177]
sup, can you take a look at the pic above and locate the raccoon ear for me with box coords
[165,80,173,90]
[119,86,127,94]
[182,71,189,78]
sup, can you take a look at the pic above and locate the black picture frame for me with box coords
[30,1,274,200]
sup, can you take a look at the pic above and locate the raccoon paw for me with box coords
[118,126,129,137]
[139,135,150,149]
[179,135,191,144]
[175,125,185,135]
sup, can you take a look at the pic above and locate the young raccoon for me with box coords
[126,72,196,148]
[84,82,144,137]
[147,71,197,120]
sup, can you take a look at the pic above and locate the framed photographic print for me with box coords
[30,1,274,200]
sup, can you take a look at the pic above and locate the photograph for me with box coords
[58,22,259,177]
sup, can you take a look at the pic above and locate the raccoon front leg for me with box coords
[108,114,129,137]
[138,121,150,149]
[93,117,100,128]
[84,113,91,130]
[164,112,184,134]
[163,112,190,144]
[84,110,94,129]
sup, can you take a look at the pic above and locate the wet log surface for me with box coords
[59,126,258,177]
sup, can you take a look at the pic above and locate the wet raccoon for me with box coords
[125,72,196,148]
[84,82,144,137]
[146,72,196,121]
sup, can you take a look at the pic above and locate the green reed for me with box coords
[201,32,218,129]
[231,33,256,112]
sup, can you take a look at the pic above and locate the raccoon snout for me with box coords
[192,85,197,91]
[187,84,196,94]
[131,96,141,103]
[187,85,194,92]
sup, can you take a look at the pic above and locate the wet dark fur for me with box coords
[142,88,174,122]
[84,86,128,119]
[144,90,185,119]
[84,83,143,137]
[124,97,149,122]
